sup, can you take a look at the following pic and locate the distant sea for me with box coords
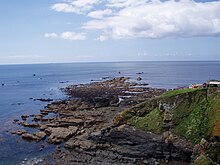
[0,61,220,164]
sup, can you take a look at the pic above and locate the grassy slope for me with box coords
[130,108,163,133]
[116,88,220,144]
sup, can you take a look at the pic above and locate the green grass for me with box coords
[193,155,215,165]
[116,87,220,144]
[161,88,202,98]
[115,87,220,164]
[174,101,214,144]
[130,108,163,133]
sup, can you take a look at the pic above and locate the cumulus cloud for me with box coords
[44,33,58,38]
[51,0,100,14]
[60,32,86,40]
[44,32,86,41]
[50,0,220,40]
[96,35,108,41]
[88,9,113,19]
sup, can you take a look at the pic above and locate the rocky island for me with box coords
[11,77,220,164]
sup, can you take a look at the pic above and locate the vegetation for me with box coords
[130,108,163,133]
[116,87,220,144]
[193,155,215,165]
[160,88,202,98]
[115,87,220,164]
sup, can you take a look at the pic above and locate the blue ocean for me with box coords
[0,61,220,164]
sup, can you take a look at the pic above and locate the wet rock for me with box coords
[22,132,46,142]
[137,77,142,81]
[11,130,27,135]
[21,115,29,120]
[40,125,48,131]
[34,98,53,102]
[13,119,19,123]
[40,144,45,151]
[59,81,69,84]
[34,115,43,121]
[136,72,144,75]
[19,121,39,128]
[35,132,46,139]
[46,126,78,144]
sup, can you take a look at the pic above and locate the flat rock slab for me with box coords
[57,118,84,125]
[65,137,97,151]
[46,126,78,144]
[22,132,46,142]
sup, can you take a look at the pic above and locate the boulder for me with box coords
[39,125,48,131]
[137,77,142,81]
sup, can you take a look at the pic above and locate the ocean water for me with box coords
[0,61,220,164]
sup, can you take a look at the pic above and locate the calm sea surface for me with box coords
[0,61,220,164]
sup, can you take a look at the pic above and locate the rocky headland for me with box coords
[11,77,220,164]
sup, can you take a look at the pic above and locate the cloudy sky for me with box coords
[0,0,220,64]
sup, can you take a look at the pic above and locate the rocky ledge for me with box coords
[11,77,194,164]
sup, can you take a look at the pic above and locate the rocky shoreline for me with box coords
[11,77,194,164]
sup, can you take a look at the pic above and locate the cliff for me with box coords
[115,87,220,164]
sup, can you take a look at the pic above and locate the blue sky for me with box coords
[0,0,220,64]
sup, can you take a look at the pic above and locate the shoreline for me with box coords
[11,77,191,164]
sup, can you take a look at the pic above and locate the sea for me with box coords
[0,61,219,164]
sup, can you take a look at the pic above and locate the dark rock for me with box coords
[34,98,53,102]
[136,72,144,75]
[59,81,69,84]
[137,77,142,81]
[90,125,192,162]
[21,115,29,120]
[65,137,97,150]
[13,119,19,123]
[11,130,27,135]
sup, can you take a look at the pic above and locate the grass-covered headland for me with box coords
[115,87,220,164]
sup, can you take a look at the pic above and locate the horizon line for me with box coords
[0,60,220,66]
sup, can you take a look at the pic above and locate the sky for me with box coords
[0,0,220,64]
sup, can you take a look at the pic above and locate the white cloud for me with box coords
[44,32,86,41]
[84,0,220,40]
[60,32,86,40]
[51,0,220,40]
[106,0,148,8]
[51,0,100,14]
[44,33,58,38]
[88,9,112,19]
[96,35,108,41]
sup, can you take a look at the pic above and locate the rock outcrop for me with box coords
[11,77,202,164]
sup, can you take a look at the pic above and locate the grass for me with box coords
[116,87,220,144]
[115,87,220,164]
[193,155,214,165]
[174,101,215,144]
[130,108,163,133]
[161,88,202,98]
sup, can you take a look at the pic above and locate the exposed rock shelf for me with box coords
[11,77,203,164]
